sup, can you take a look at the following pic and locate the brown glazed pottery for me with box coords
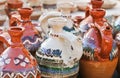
[79,0,104,37]
[10,8,43,56]
[80,9,118,78]
[5,0,23,18]
[0,26,41,78]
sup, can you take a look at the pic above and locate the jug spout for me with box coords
[100,26,113,59]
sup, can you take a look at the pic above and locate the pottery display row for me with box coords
[0,0,120,78]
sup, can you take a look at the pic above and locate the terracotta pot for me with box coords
[80,58,118,78]
[85,0,104,18]
[5,0,23,18]
[10,8,43,57]
[36,17,83,78]
[0,26,41,78]
[91,0,104,9]
[80,9,118,78]
[7,0,23,9]
[79,0,104,37]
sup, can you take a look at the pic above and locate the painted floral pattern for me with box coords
[39,48,62,58]
[0,54,11,66]
[14,54,30,67]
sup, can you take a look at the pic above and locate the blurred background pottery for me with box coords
[5,0,23,18]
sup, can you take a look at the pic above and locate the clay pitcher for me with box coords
[0,26,41,78]
[79,0,104,37]
[10,8,43,56]
[80,9,118,78]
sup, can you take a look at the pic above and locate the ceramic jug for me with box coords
[79,0,104,37]
[10,8,43,56]
[80,9,118,78]
[5,0,23,18]
[0,26,41,78]
[36,17,83,78]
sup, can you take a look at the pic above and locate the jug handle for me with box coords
[95,22,113,59]
[0,34,10,47]
[9,12,21,26]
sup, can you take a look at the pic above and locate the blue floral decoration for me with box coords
[40,48,62,58]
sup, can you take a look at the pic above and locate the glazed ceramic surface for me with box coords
[36,17,83,78]
[10,8,43,56]
[39,11,63,37]
[80,9,118,78]
[0,27,41,78]
[5,0,23,18]
[79,0,104,37]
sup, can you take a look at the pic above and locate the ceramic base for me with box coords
[80,57,118,78]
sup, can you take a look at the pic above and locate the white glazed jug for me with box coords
[36,17,83,78]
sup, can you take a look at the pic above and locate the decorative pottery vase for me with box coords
[0,26,41,78]
[36,17,83,78]
[79,0,104,37]
[5,0,23,18]
[42,0,57,10]
[10,8,43,56]
[26,0,42,20]
[80,9,118,78]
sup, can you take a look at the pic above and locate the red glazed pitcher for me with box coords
[10,8,43,56]
[79,0,104,37]
[80,9,118,78]
[0,26,41,78]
